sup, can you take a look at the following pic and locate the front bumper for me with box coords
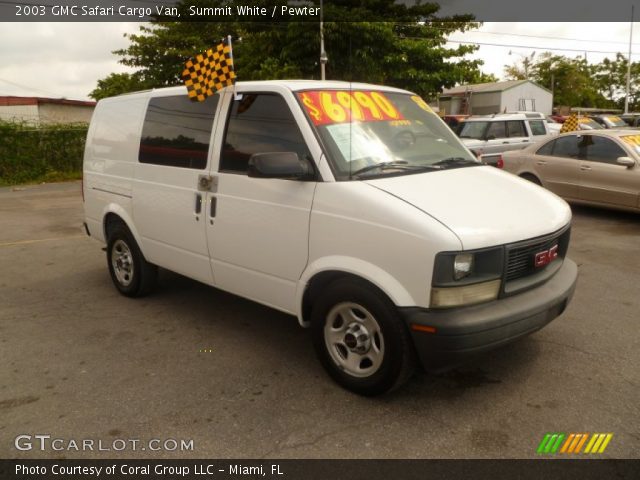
[401,258,578,371]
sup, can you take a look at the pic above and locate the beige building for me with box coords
[0,96,96,125]
[439,80,553,116]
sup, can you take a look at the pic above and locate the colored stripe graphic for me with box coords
[584,433,613,454]
[537,433,565,454]
[539,433,613,454]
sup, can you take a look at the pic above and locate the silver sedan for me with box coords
[501,130,640,212]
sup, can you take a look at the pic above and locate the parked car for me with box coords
[553,115,605,131]
[546,116,562,134]
[589,114,630,129]
[502,130,640,212]
[620,114,640,127]
[442,114,468,131]
[456,112,552,160]
[83,81,577,395]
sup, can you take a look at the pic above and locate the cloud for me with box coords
[0,22,140,100]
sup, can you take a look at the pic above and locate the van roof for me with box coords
[108,80,412,100]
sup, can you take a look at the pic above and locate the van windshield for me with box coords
[296,90,478,180]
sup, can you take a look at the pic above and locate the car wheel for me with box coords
[106,223,157,297]
[311,278,415,396]
[520,173,542,186]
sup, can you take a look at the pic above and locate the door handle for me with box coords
[536,160,547,166]
[502,141,509,144]
[195,193,202,215]
[209,196,217,225]
[580,165,592,171]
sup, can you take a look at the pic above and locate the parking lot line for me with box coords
[0,235,84,248]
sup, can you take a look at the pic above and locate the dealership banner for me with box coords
[0,0,639,22]
[1,459,639,480]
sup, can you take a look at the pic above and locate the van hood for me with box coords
[364,166,571,250]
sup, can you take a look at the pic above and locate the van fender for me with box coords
[100,203,144,251]
[295,255,416,327]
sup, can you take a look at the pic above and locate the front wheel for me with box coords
[311,278,415,396]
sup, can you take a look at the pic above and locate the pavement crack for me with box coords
[259,422,368,458]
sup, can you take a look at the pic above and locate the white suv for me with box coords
[457,112,552,160]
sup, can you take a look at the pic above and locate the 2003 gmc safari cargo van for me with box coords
[83,80,578,395]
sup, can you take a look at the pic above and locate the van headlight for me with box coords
[454,253,473,280]
[430,248,504,308]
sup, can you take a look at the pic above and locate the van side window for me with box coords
[139,95,218,169]
[220,93,310,173]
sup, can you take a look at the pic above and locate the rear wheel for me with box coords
[520,173,542,185]
[311,278,415,396]
[106,223,157,297]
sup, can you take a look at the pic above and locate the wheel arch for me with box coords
[101,204,144,250]
[296,257,416,327]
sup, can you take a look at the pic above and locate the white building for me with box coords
[439,80,553,116]
[0,96,96,125]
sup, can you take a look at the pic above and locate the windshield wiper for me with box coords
[432,157,480,168]
[351,161,412,177]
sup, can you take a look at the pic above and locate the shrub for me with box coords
[0,121,88,186]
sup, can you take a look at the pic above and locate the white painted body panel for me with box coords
[365,166,571,250]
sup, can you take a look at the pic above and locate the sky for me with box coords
[0,22,637,101]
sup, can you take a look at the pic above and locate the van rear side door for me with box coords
[205,88,318,313]
[132,93,222,285]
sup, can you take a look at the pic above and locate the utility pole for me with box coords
[319,0,327,80]
[624,6,634,114]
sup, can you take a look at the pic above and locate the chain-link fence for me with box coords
[0,121,88,186]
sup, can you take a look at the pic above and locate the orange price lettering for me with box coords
[353,92,382,120]
[336,91,364,121]
[319,92,347,123]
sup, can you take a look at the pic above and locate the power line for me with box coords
[444,38,636,56]
[0,77,66,98]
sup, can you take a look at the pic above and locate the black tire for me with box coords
[106,222,157,297]
[311,278,415,396]
[520,173,542,186]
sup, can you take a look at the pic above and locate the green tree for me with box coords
[505,52,612,109]
[90,1,489,100]
[89,73,149,100]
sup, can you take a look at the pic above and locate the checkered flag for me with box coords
[560,114,579,133]
[182,36,236,102]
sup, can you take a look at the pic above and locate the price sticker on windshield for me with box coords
[410,95,434,113]
[621,134,640,146]
[297,91,403,125]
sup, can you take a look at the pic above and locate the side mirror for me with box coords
[616,156,636,168]
[248,152,313,179]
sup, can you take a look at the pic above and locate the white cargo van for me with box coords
[83,81,577,395]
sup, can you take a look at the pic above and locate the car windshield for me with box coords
[579,118,604,130]
[603,116,627,127]
[458,121,489,139]
[296,90,478,179]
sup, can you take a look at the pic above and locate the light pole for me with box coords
[320,0,327,80]
[624,6,634,114]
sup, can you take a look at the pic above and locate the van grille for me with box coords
[505,227,571,282]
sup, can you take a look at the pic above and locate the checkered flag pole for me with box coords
[182,35,236,102]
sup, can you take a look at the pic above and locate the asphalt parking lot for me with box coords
[1,181,638,459]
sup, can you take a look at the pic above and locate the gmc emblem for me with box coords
[534,244,558,268]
